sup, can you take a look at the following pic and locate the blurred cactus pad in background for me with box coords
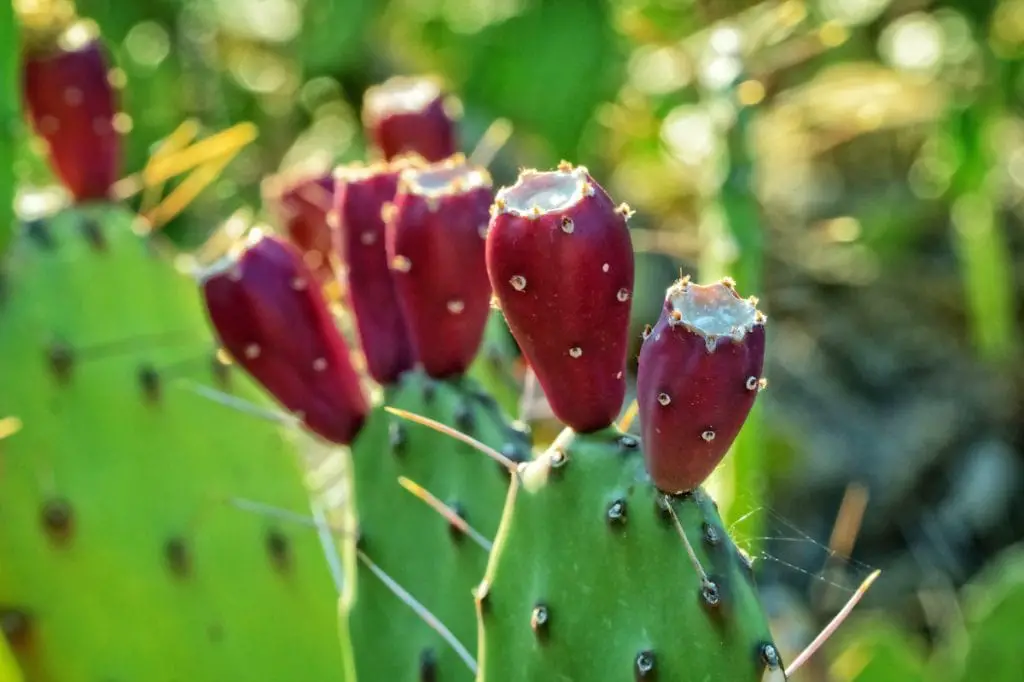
[2,0,1024,681]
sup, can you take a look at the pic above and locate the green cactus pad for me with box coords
[0,205,351,682]
[477,426,783,682]
[340,370,530,682]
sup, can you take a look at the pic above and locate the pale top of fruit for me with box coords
[400,155,491,197]
[363,76,442,120]
[666,277,764,351]
[493,162,593,218]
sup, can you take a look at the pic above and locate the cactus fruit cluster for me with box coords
[1,7,866,680]
[1,13,350,682]
[200,107,527,681]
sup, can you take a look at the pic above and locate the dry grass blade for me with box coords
[785,569,882,677]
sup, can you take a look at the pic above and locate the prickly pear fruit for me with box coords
[334,160,417,384]
[362,75,458,162]
[478,427,783,682]
[486,162,635,433]
[200,231,368,445]
[0,204,350,682]
[637,277,766,493]
[263,171,336,281]
[387,155,494,379]
[22,21,120,203]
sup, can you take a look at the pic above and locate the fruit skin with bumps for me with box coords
[486,163,635,433]
[334,161,417,385]
[636,277,766,493]
[22,22,120,203]
[387,155,494,379]
[201,232,369,445]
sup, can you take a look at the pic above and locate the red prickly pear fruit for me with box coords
[486,162,635,433]
[262,171,336,281]
[386,154,494,379]
[200,231,369,445]
[22,21,121,203]
[636,277,767,493]
[333,159,421,385]
[362,75,459,163]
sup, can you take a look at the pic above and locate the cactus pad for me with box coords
[341,370,530,682]
[0,206,350,682]
[477,427,783,682]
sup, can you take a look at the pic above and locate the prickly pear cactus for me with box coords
[0,206,351,682]
[478,164,783,681]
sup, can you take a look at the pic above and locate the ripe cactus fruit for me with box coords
[477,428,783,682]
[22,20,120,203]
[0,205,351,682]
[333,160,417,384]
[636,277,766,493]
[387,155,494,379]
[263,171,336,281]
[200,232,369,446]
[340,372,531,682]
[486,162,635,432]
[362,75,458,162]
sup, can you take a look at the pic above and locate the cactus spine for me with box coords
[479,164,783,681]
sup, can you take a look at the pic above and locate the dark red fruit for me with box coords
[200,232,369,445]
[23,22,120,202]
[333,159,419,384]
[263,171,336,281]
[362,76,458,163]
[486,162,635,433]
[386,155,493,379]
[636,277,767,493]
